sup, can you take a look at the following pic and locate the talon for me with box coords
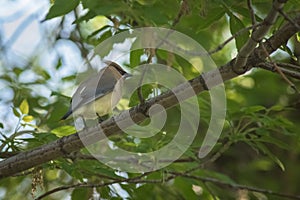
[96,113,103,123]
[138,103,150,118]
[97,113,109,123]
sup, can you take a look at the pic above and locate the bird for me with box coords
[60,61,131,121]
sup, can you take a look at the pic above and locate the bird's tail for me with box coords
[60,108,73,120]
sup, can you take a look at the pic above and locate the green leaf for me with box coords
[0,122,3,129]
[135,0,179,25]
[130,49,144,68]
[253,135,290,150]
[23,115,34,122]
[13,68,23,77]
[71,188,91,200]
[62,75,76,82]
[12,107,21,118]
[252,191,268,200]
[87,25,111,39]
[34,67,51,80]
[229,14,250,51]
[92,30,113,56]
[268,105,284,111]
[93,166,121,179]
[82,0,129,16]
[60,160,84,181]
[196,6,225,31]
[51,125,76,137]
[254,142,285,171]
[135,0,157,6]
[73,11,97,24]
[20,99,29,115]
[173,177,199,200]
[55,58,63,70]
[45,0,80,20]
[128,84,153,107]
[241,105,265,114]
[195,169,236,184]
[97,30,112,43]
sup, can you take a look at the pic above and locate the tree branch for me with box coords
[0,14,299,179]
[233,0,287,73]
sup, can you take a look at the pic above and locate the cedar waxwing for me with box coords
[60,61,131,120]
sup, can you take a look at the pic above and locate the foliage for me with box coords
[0,0,300,199]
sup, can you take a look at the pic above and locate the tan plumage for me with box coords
[61,61,130,120]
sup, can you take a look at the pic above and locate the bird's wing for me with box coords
[70,68,118,112]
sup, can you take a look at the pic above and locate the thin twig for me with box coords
[179,140,233,175]
[66,153,195,164]
[277,62,300,72]
[136,0,189,104]
[137,50,153,104]
[201,140,232,166]
[172,0,189,27]
[259,42,299,93]
[277,9,300,30]
[208,24,262,55]
[258,62,300,80]
[202,181,218,200]
[73,8,93,70]
[247,0,257,29]
[157,23,262,56]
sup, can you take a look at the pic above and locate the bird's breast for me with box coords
[74,92,115,119]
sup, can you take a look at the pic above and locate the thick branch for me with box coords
[0,14,299,179]
[234,0,287,72]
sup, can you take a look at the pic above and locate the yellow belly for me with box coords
[74,92,116,119]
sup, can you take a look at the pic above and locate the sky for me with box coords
[0,0,46,63]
